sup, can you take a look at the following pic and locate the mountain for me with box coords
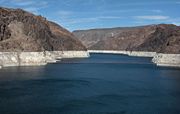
[73,24,180,54]
[0,7,86,52]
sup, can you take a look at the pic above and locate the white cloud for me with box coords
[56,9,122,25]
[57,11,72,18]
[59,16,122,25]
[85,9,163,14]
[134,16,180,26]
[23,7,39,14]
[151,10,162,13]
[108,1,177,7]
[1,0,49,14]
[13,1,35,6]
[96,16,122,19]
[64,18,92,24]
[134,15,169,20]
[164,17,180,25]
[172,22,180,25]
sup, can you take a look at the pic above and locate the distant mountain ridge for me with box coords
[73,24,180,54]
[0,7,86,52]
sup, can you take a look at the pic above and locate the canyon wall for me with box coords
[74,24,180,67]
[73,24,180,54]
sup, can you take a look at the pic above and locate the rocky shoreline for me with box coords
[88,50,180,67]
[152,54,180,67]
[0,50,179,68]
[0,51,90,69]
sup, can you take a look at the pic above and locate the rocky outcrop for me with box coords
[48,21,86,51]
[0,7,86,51]
[136,24,180,54]
[73,24,180,54]
[0,51,89,67]
[152,54,180,67]
[0,7,89,68]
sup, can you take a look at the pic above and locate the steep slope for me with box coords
[73,25,156,49]
[0,7,86,52]
[73,24,180,53]
[136,24,180,54]
[48,21,86,51]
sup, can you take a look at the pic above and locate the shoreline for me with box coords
[0,51,90,69]
[0,50,180,68]
[88,50,180,68]
[88,50,156,57]
[152,53,180,67]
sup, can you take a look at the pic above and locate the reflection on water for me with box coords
[0,53,180,114]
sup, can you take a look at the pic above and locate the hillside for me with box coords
[0,7,86,52]
[73,24,180,54]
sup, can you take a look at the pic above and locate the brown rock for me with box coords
[73,24,180,54]
[0,7,86,52]
[48,21,86,51]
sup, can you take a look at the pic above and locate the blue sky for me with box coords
[1,0,180,31]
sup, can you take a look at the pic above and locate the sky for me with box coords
[0,0,180,31]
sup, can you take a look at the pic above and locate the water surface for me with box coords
[0,53,180,114]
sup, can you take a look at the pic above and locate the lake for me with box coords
[0,53,180,114]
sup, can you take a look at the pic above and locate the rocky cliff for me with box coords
[73,24,180,54]
[0,7,86,52]
[48,21,86,51]
[136,24,180,54]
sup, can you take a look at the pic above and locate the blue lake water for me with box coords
[0,53,180,114]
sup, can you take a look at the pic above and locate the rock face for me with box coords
[152,54,180,67]
[0,51,90,67]
[136,24,180,54]
[73,24,180,54]
[48,21,86,51]
[0,7,86,52]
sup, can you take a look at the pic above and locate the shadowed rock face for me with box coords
[48,21,86,51]
[0,7,86,52]
[73,24,180,54]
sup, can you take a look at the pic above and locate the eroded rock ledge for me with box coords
[152,54,180,67]
[0,51,89,68]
